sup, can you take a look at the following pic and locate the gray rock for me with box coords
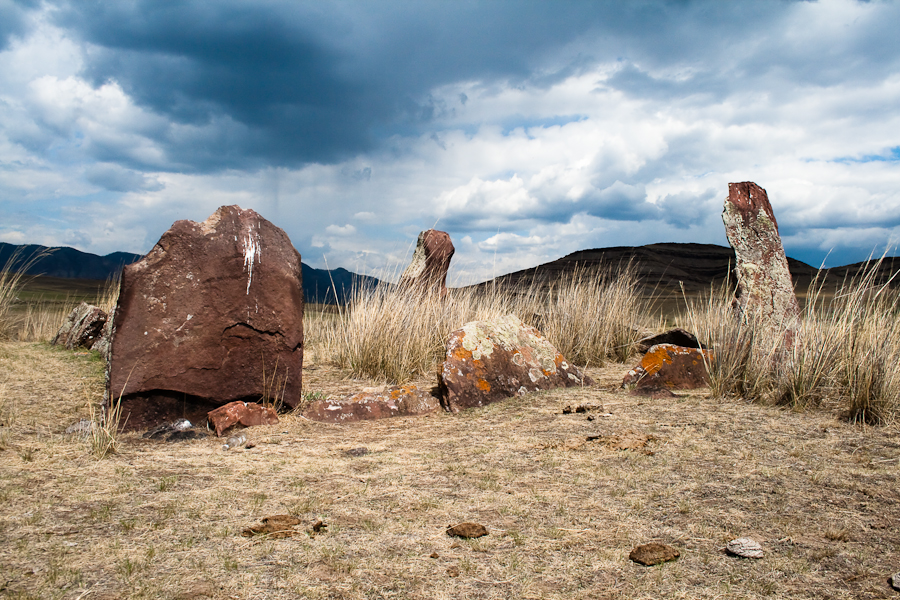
[725,537,764,559]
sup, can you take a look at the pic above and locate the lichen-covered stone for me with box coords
[723,182,800,345]
[302,385,440,423]
[623,343,713,390]
[399,229,455,296]
[438,315,591,412]
[52,302,108,350]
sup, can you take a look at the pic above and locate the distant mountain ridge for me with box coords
[0,242,378,304]
[0,243,143,281]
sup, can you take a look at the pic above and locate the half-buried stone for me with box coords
[107,205,304,431]
[438,314,591,412]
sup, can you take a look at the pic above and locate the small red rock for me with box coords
[208,401,279,436]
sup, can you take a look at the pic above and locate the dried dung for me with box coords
[346,447,369,457]
[725,537,764,559]
[447,522,488,538]
[890,572,900,591]
[241,515,302,539]
[629,542,680,566]
[562,404,604,414]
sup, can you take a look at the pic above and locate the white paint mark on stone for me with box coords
[242,225,261,295]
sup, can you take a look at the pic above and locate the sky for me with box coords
[1,0,899,284]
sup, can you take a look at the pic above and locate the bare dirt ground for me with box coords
[1,341,899,599]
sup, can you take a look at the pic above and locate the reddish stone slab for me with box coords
[723,182,800,345]
[52,302,108,350]
[207,401,279,436]
[302,385,440,423]
[399,229,455,296]
[438,315,592,412]
[108,205,303,429]
[623,343,713,390]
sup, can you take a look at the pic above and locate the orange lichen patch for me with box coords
[476,378,491,392]
[451,346,473,361]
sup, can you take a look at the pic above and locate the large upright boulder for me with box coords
[399,229,455,296]
[438,315,591,412]
[108,205,304,430]
[722,182,801,344]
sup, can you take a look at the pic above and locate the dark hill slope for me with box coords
[481,243,898,297]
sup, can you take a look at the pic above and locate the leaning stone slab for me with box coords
[302,385,440,423]
[52,302,108,350]
[108,205,304,430]
[438,315,592,412]
[207,401,279,437]
[623,343,713,390]
[399,229,455,296]
[723,182,800,345]
[636,328,704,354]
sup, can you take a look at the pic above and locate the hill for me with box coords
[480,242,900,297]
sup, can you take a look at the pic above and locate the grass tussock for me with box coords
[0,248,53,340]
[686,256,900,425]
[89,396,124,459]
[310,264,656,384]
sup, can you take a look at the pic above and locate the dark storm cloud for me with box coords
[42,0,821,173]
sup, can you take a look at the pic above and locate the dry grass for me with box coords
[1,341,899,599]
[0,248,53,340]
[314,265,658,384]
[684,257,900,425]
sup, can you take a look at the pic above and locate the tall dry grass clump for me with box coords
[315,265,655,384]
[540,264,651,364]
[0,248,52,339]
[687,257,900,425]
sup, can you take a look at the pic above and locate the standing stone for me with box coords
[438,315,591,412]
[52,302,108,350]
[399,229,455,296]
[108,205,303,430]
[722,182,801,345]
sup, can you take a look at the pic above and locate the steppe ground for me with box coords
[1,341,899,600]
